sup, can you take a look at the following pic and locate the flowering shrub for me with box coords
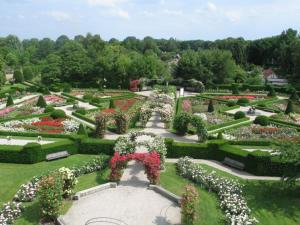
[14,177,40,202]
[95,113,107,138]
[181,184,198,225]
[58,167,78,198]
[114,98,137,111]
[182,99,192,113]
[177,157,258,225]
[0,202,23,225]
[109,151,161,184]
[218,95,256,100]
[114,111,129,134]
[37,172,63,220]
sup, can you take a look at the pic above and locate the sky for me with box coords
[0,0,300,41]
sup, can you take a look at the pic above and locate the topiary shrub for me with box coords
[285,100,294,114]
[173,112,191,135]
[75,108,86,115]
[114,111,129,134]
[217,132,223,139]
[207,99,214,112]
[95,113,107,138]
[36,95,47,108]
[6,95,14,107]
[77,124,88,136]
[237,98,250,106]
[13,70,24,83]
[254,115,270,126]
[190,115,208,142]
[231,83,239,95]
[267,85,276,97]
[109,99,115,108]
[91,97,100,104]
[63,84,72,93]
[22,142,43,163]
[83,93,93,101]
[234,111,246,120]
[51,109,66,119]
[44,105,55,113]
[227,100,236,107]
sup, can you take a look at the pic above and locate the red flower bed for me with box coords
[109,151,161,184]
[114,98,137,111]
[31,117,65,133]
[218,95,256,100]
[251,126,280,134]
[102,108,116,114]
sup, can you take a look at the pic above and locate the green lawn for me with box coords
[0,154,98,206]
[160,163,225,225]
[198,163,300,225]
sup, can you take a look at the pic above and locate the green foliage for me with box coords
[23,67,34,80]
[36,95,47,108]
[114,111,129,134]
[267,85,277,97]
[285,100,294,114]
[190,115,208,142]
[77,124,88,136]
[6,95,14,107]
[63,84,72,93]
[226,100,236,107]
[217,132,223,139]
[51,109,66,119]
[289,90,299,101]
[13,70,24,83]
[237,98,250,106]
[254,115,270,126]
[22,143,43,163]
[83,93,93,101]
[95,114,107,138]
[181,184,199,225]
[44,105,55,113]
[234,111,246,120]
[75,108,86,115]
[38,172,63,220]
[109,99,115,108]
[207,99,214,112]
[231,83,239,94]
[173,112,191,135]
[79,138,115,155]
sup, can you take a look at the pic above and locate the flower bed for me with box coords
[0,155,109,225]
[0,117,79,134]
[225,124,300,142]
[44,95,66,106]
[177,157,257,225]
[0,104,44,120]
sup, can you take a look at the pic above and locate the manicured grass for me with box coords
[160,163,225,225]
[0,154,97,206]
[198,163,300,225]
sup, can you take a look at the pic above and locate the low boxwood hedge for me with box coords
[208,117,250,131]
[0,113,50,123]
[72,112,96,125]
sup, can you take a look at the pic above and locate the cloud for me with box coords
[47,11,72,22]
[163,9,182,16]
[86,0,130,19]
[207,2,217,12]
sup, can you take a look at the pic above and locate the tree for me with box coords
[289,90,299,101]
[207,99,214,112]
[13,69,24,83]
[23,66,34,80]
[36,95,47,108]
[5,52,18,67]
[231,83,239,95]
[6,95,14,107]
[285,100,294,114]
[267,85,276,97]
[77,124,88,136]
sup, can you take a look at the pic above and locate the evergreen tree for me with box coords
[13,70,24,83]
[231,83,239,95]
[109,99,115,108]
[290,90,299,101]
[207,99,214,112]
[77,124,88,136]
[217,132,223,139]
[267,85,276,97]
[285,100,294,114]
[36,95,47,108]
[6,95,14,107]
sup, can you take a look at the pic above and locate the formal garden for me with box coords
[0,79,298,225]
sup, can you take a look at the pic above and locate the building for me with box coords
[263,68,288,86]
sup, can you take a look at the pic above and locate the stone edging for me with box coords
[148,185,181,205]
[73,182,117,200]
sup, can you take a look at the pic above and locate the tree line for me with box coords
[0,28,299,88]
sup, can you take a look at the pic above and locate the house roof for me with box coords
[263,68,275,79]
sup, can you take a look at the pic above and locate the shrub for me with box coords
[190,115,208,142]
[77,124,88,136]
[36,95,47,108]
[285,100,294,114]
[234,111,246,120]
[114,111,129,134]
[6,95,14,107]
[58,167,77,198]
[44,105,55,113]
[207,99,214,112]
[95,113,107,138]
[91,97,101,104]
[231,83,239,95]
[173,112,191,135]
[79,138,115,155]
[37,172,63,221]
[49,85,60,92]
[237,98,250,106]
[143,151,161,184]
[13,70,24,83]
[267,85,276,97]
[23,67,34,80]
[50,109,66,119]
[83,93,93,101]
[289,90,299,101]
[109,99,115,108]
[63,84,72,93]
[75,108,86,115]
[226,100,236,107]
[22,143,43,163]
[254,115,270,126]
[217,132,223,139]
[181,184,199,225]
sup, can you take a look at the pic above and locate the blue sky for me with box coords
[0,0,299,41]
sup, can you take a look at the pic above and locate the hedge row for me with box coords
[269,118,300,130]
[0,113,50,123]
[79,138,115,155]
[208,117,250,131]
[249,97,279,106]
[164,139,296,176]
[0,130,72,139]
[72,112,96,125]
[255,106,281,113]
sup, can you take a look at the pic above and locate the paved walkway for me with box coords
[61,145,181,225]
[166,158,281,181]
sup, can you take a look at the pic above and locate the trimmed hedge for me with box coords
[72,112,96,125]
[269,118,300,131]
[0,113,50,123]
[79,138,115,155]
[0,130,72,139]
[208,117,250,131]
